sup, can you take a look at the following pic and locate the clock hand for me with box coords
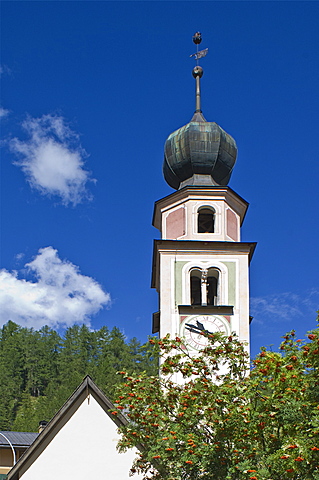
[185,322,213,335]
[196,320,205,331]
[185,324,202,335]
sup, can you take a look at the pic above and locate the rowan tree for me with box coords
[115,317,319,480]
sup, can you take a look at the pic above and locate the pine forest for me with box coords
[0,321,158,432]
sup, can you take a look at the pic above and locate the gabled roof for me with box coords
[7,375,133,480]
[0,432,38,448]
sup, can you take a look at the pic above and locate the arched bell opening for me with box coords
[190,269,202,305]
[197,207,215,233]
[206,268,219,305]
[190,267,220,306]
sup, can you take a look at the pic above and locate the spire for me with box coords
[190,32,208,120]
[162,32,237,190]
[193,66,203,114]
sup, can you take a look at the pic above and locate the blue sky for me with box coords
[1,1,318,359]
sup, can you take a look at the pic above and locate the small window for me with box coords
[190,270,202,305]
[207,269,219,305]
[190,268,220,306]
[198,208,215,233]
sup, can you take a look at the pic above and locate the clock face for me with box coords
[180,315,229,350]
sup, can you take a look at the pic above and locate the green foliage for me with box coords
[115,318,319,480]
[0,321,158,432]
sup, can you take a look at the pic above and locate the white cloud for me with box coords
[0,64,11,77]
[9,114,94,206]
[250,289,319,324]
[0,247,111,329]
[0,107,9,118]
[14,253,25,263]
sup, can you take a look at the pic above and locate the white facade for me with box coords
[18,397,141,480]
[8,377,143,480]
[152,186,256,381]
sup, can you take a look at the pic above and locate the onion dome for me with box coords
[163,35,237,190]
[163,111,237,190]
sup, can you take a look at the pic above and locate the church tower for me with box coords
[151,33,256,366]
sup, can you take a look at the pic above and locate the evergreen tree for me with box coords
[0,321,158,431]
[0,321,26,429]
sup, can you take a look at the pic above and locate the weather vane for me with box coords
[190,32,208,65]
[190,32,208,114]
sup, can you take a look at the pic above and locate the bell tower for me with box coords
[151,33,256,364]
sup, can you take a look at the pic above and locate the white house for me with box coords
[7,376,143,480]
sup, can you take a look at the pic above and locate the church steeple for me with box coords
[152,34,256,380]
[163,33,237,190]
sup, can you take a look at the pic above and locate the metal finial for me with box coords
[192,66,203,78]
[190,33,208,114]
[190,32,208,64]
[193,32,202,45]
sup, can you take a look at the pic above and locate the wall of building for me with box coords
[19,396,142,480]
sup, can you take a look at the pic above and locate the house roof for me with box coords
[7,375,133,480]
[0,432,38,449]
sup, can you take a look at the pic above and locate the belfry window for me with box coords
[198,208,215,233]
[190,268,219,306]
[190,270,202,305]
[207,268,219,305]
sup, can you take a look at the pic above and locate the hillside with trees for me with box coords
[2,316,318,479]
[0,321,158,432]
